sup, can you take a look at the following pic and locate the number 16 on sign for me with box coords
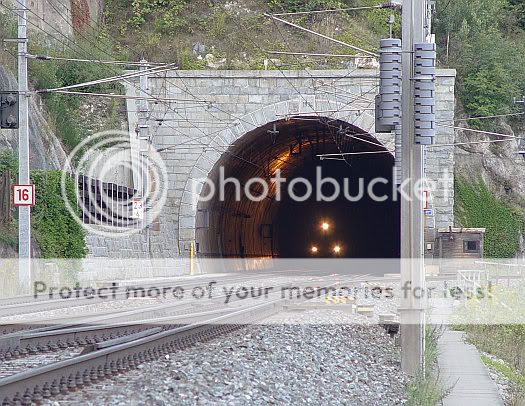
[12,184,35,207]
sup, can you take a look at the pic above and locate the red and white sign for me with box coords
[12,184,35,207]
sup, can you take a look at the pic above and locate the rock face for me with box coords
[454,123,525,257]
[0,65,68,171]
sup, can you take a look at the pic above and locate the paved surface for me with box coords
[432,298,504,406]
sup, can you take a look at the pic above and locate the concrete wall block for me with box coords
[248,94,264,104]
[179,216,196,229]
[195,157,214,173]
[261,106,277,124]
[274,101,289,116]
[190,166,207,180]
[179,228,196,240]
[251,109,267,127]
[179,204,197,217]
[181,191,199,206]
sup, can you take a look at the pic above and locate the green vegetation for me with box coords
[31,170,87,258]
[455,177,525,258]
[0,224,17,249]
[28,33,124,150]
[453,286,525,405]
[0,151,17,249]
[453,289,525,371]
[1,10,123,150]
[436,0,525,129]
[102,0,384,68]
[267,0,344,12]
[481,354,525,404]
[0,150,87,258]
[482,355,525,387]
[406,325,448,406]
[0,150,18,177]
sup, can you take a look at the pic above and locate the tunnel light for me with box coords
[310,246,319,254]
[333,245,341,255]
[321,222,330,232]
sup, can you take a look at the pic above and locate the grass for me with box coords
[406,325,449,406]
[452,284,525,405]
[481,355,525,405]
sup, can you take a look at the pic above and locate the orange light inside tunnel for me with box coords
[321,222,330,232]
[333,245,342,255]
[310,245,319,254]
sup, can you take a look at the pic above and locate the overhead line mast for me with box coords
[17,0,31,290]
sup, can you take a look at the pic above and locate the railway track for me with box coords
[0,304,248,362]
[0,273,270,320]
[0,299,284,403]
[0,276,348,404]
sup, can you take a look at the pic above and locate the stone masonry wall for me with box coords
[85,69,456,258]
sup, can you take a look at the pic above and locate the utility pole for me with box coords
[17,0,31,290]
[138,60,151,254]
[399,0,429,375]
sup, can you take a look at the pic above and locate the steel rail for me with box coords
[0,299,284,403]
[0,274,268,319]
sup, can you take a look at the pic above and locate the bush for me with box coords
[455,177,525,258]
[28,30,123,150]
[31,170,87,258]
[0,150,18,177]
[267,0,345,13]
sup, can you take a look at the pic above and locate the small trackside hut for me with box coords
[426,227,486,259]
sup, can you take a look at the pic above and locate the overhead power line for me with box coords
[26,54,165,67]
[271,2,399,17]
[436,124,521,139]
[317,149,395,159]
[264,13,378,57]
[444,112,525,123]
[428,138,525,148]
[49,90,211,104]
[267,51,376,59]
[36,64,178,93]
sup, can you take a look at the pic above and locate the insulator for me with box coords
[414,42,436,145]
[376,38,402,133]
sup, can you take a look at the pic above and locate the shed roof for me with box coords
[437,227,486,234]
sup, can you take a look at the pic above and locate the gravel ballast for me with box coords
[47,310,408,405]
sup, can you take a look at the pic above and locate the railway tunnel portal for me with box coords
[84,69,456,259]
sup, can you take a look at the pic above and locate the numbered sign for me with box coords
[131,198,144,220]
[12,184,35,207]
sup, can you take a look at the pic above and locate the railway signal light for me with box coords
[0,92,19,129]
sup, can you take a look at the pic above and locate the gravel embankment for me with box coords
[47,310,408,405]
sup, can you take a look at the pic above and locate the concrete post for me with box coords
[399,0,428,375]
[17,0,31,290]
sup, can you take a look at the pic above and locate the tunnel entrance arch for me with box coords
[179,98,400,259]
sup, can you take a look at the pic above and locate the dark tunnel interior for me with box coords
[195,117,400,258]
